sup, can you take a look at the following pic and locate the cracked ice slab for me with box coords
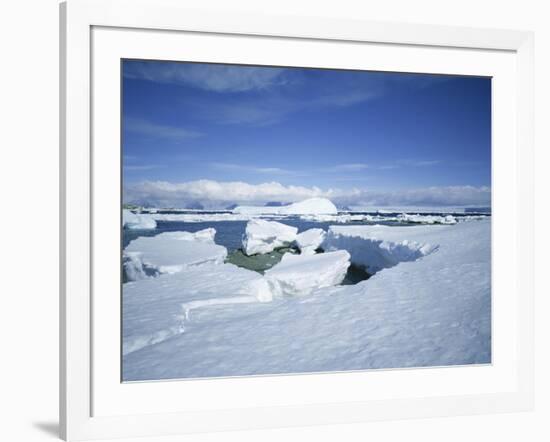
[295,228,326,255]
[324,224,440,273]
[123,262,271,356]
[242,219,298,256]
[265,250,350,296]
[124,228,227,279]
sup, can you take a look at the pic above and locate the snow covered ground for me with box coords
[122,218,491,381]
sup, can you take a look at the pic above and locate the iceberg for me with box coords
[122,209,157,230]
[295,228,326,255]
[124,229,227,279]
[233,197,338,215]
[265,250,350,296]
[242,219,298,255]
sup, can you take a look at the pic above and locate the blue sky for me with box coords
[122,60,491,208]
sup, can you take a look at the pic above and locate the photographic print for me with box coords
[121,60,491,382]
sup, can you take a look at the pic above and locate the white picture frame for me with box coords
[60,0,534,440]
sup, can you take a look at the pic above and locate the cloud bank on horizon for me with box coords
[122,60,491,209]
[124,179,491,209]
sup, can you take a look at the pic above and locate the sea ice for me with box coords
[123,219,491,381]
[295,228,326,255]
[122,209,157,230]
[265,250,350,296]
[124,229,227,279]
[324,224,439,273]
[397,213,457,224]
[123,262,272,355]
[242,219,298,255]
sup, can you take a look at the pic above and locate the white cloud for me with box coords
[124,62,287,92]
[342,186,491,208]
[124,180,336,208]
[124,179,491,209]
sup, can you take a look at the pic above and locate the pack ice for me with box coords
[123,219,491,381]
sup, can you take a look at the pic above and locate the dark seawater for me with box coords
[122,213,490,251]
[123,217,398,250]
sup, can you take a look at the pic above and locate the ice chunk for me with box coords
[265,250,350,296]
[123,209,157,230]
[295,228,326,255]
[233,197,338,215]
[124,229,227,279]
[242,219,298,255]
[324,224,439,273]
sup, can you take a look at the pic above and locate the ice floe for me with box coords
[295,228,326,255]
[123,209,157,230]
[124,229,227,280]
[242,219,298,255]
